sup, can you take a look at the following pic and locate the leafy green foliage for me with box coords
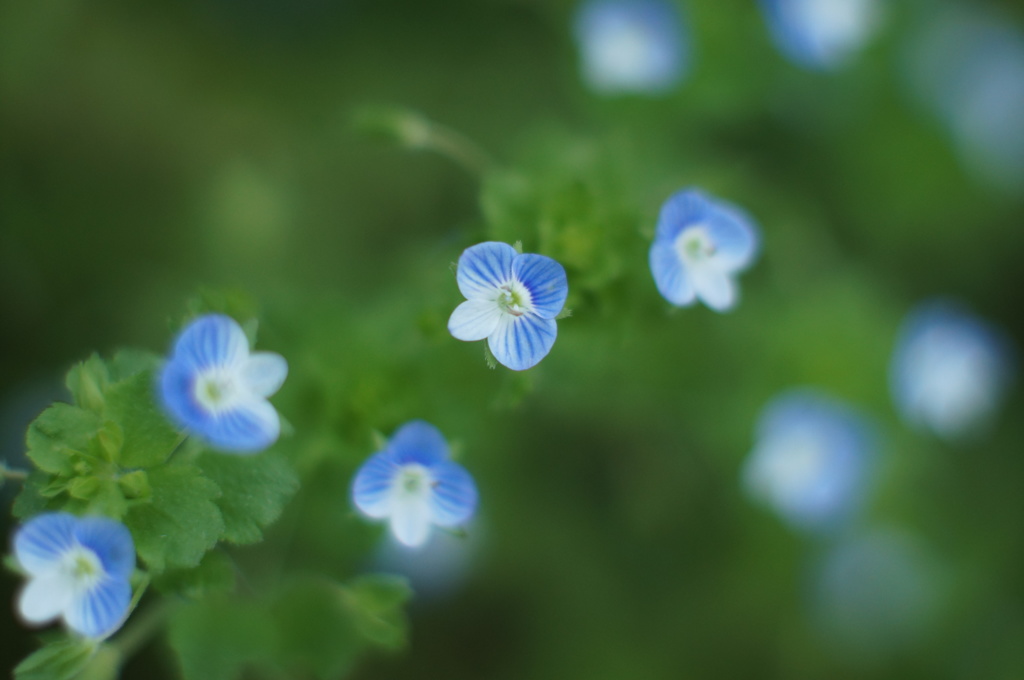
[198,451,299,545]
[154,551,237,600]
[168,599,277,680]
[103,369,182,469]
[13,638,98,680]
[342,574,413,650]
[25,404,102,477]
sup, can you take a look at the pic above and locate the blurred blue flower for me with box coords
[905,7,1024,190]
[352,421,478,549]
[448,241,568,371]
[160,313,288,453]
[14,512,135,639]
[759,0,881,70]
[573,0,688,95]
[890,301,1013,440]
[649,189,759,312]
[743,390,875,532]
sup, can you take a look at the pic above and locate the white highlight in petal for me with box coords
[388,465,436,548]
[19,570,76,625]
[689,264,736,312]
[241,352,288,399]
[448,299,503,342]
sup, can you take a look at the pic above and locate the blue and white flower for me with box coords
[574,0,689,95]
[649,189,759,312]
[159,313,288,453]
[448,241,569,371]
[742,390,875,532]
[759,0,881,70]
[890,301,1013,440]
[352,421,478,549]
[13,512,135,639]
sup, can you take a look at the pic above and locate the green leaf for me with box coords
[25,404,101,476]
[106,349,160,382]
[124,464,224,574]
[13,471,57,518]
[198,451,299,545]
[103,369,182,469]
[343,574,413,650]
[168,599,277,680]
[154,550,236,600]
[65,355,109,414]
[272,578,360,680]
[14,638,98,680]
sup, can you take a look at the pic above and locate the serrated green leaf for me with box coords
[124,464,224,574]
[26,404,101,476]
[117,470,151,500]
[103,369,182,469]
[65,355,109,414]
[83,479,128,519]
[14,638,98,680]
[168,599,276,680]
[343,574,412,650]
[154,551,236,600]
[13,471,56,518]
[197,451,299,545]
[106,349,160,382]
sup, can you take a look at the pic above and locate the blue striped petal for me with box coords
[73,517,135,582]
[14,513,77,576]
[352,451,400,519]
[512,254,569,320]
[703,204,760,271]
[488,314,558,371]
[65,577,131,639]
[429,460,478,527]
[170,314,249,371]
[649,239,695,306]
[389,420,450,466]
[456,242,516,300]
[198,399,281,453]
[654,189,710,242]
[240,352,288,399]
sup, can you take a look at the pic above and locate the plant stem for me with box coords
[0,465,28,481]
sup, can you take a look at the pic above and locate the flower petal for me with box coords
[64,577,131,639]
[240,352,288,399]
[429,460,478,527]
[18,571,75,625]
[512,254,569,319]
[193,398,281,453]
[388,420,450,465]
[488,314,558,371]
[690,265,737,312]
[352,451,400,519]
[448,299,502,342]
[456,242,517,300]
[649,239,695,306]
[704,203,760,271]
[654,188,709,242]
[14,513,77,575]
[389,493,434,548]
[170,314,250,371]
[73,518,135,582]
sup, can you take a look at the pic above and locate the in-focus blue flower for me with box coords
[743,390,876,532]
[904,7,1024,190]
[649,189,759,312]
[890,301,1013,440]
[13,512,135,639]
[352,421,478,549]
[759,0,881,70]
[573,0,688,95]
[159,313,288,453]
[448,241,569,371]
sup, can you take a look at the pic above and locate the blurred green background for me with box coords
[2,0,1024,678]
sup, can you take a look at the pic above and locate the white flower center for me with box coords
[496,279,533,317]
[395,464,434,503]
[675,226,716,264]
[60,545,104,593]
[194,368,241,413]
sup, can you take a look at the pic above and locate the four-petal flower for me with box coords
[448,242,569,371]
[352,420,478,549]
[159,313,288,453]
[14,512,135,639]
[759,0,881,70]
[649,189,759,312]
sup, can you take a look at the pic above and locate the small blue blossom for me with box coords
[742,390,875,532]
[159,313,288,453]
[13,512,135,639]
[759,0,881,70]
[573,0,688,95]
[890,301,1013,440]
[649,189,759,312]
[352,421,478,549]
[448,241,569,371]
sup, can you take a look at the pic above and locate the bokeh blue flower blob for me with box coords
[890,301,1013,440]
[649,188,759,312]
[759,0,880,70]
[352,420,478,549]
[743,389,876,532]
[159,313,288,453]
[14,512,135,639]
[574,0,688,95]
[449,241,569,371]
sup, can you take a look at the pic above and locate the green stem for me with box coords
[0,465,28,481]
[420,122,493,176]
